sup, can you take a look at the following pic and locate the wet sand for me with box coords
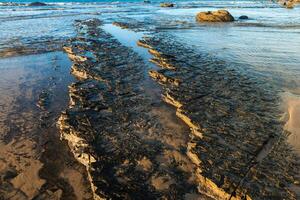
[0,52,93,199]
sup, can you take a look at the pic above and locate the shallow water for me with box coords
[1,0,300,91]
[165,5,300,93]
[0,51,73,140]
[103,23,150,59]
[0,51,91,199]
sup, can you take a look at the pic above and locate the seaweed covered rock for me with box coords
[196,10,234,22]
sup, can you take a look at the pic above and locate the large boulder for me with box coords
[28,2,47,6]
[160,2,174,7]
[196,10,234,22]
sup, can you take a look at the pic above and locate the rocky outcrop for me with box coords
[138,36,300,200]
[60,19,210,200]
[149,70,181,86]
[112,21,142,30]
[60,18,300,200]
[196,10,234,22]
[160,2,174,7]
[28,2,47,6]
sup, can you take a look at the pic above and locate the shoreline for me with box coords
[0,51,93,199]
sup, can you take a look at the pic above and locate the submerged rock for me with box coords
[239,15,249,20]
[112,20,146,31]
[37,90,50,110]
[196,10,234,22]
[160,2,174,7]
[28,2,47,6]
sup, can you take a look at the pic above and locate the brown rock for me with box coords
[196,10,234,22]
[160,2,174,7]
[239,15,249,20]
[280,0,300,8]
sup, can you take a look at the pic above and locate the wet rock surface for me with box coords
[137,35,300,199]
[28,2,47,6]
[109,16,196,33]
[196,10,235,22]
[58,17,300,199]
[0,39,64,58]
[59,19,209,199]
[37,90,51,110]
[160,3,175,8]
[112,21,146,31]
[239,15,249,20]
